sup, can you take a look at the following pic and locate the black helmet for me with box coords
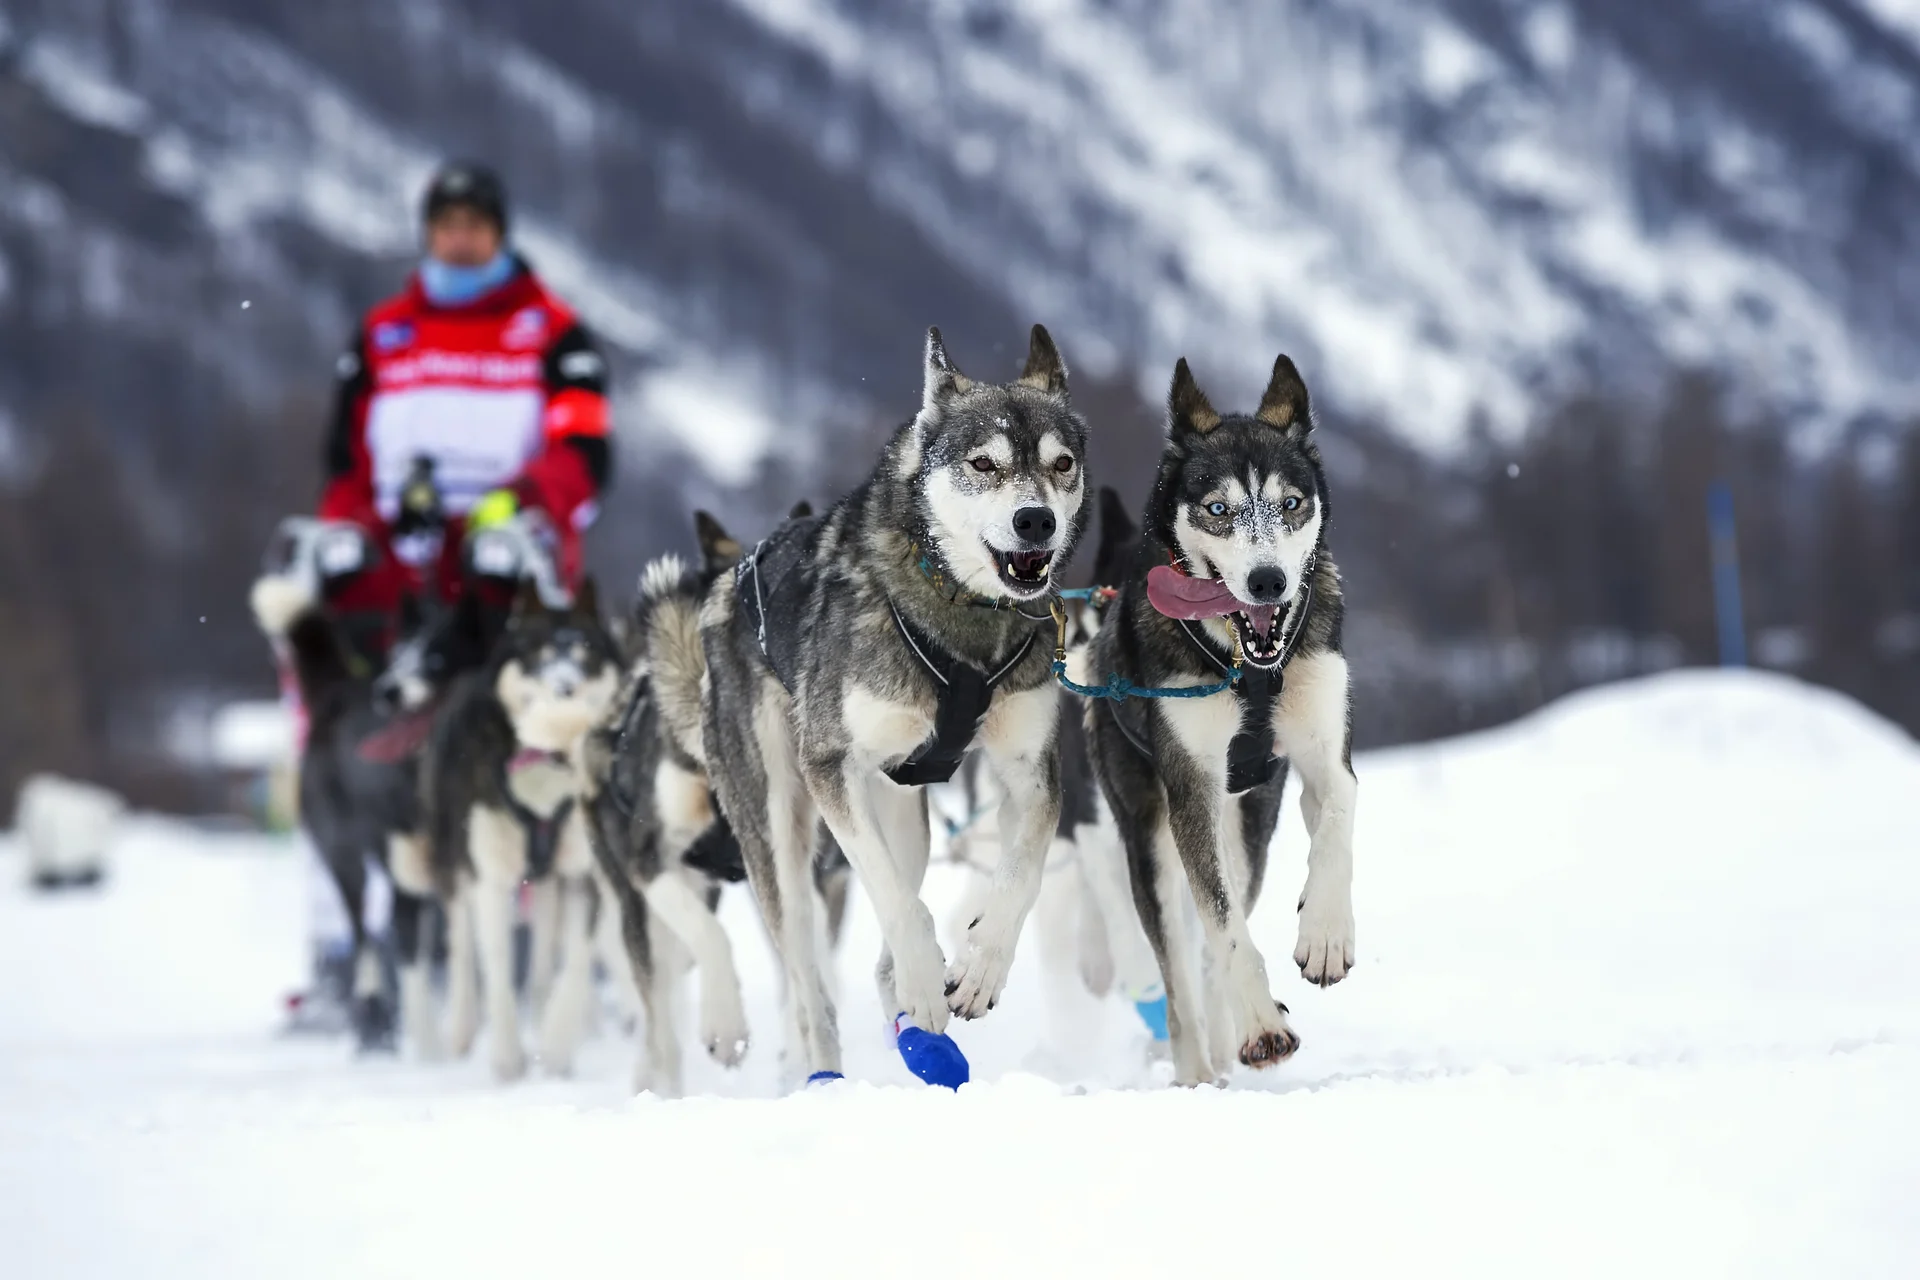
[421,161,508,233]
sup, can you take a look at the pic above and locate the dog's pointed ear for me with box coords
[1168,358,1221,436]
[921,326,973,413]
[1016,323,1069,395]
[1255,353,1312,434]
[694,510,743,573]
[572,575,601,623]
[788,499,813,520]
[509,576,543,627]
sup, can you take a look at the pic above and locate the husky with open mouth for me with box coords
[1085,354,1356,1086]
[701,325,1089,1087]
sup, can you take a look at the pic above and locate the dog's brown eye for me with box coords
[1053,455,1075,474]
[969,456,996,473]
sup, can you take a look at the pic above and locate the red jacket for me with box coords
[320,259,609,612]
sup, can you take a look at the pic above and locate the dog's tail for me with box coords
[250,575,355,708]
[635,553,710,767]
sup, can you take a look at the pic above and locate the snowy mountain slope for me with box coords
[4,0,1919,502]
[4,671,1917,1276]
[723,0,1920,446]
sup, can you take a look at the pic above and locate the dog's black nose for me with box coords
[1012,506,1056,545]
[1245,566,1288,602]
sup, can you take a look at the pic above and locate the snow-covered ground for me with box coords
[3,670,1917,1277]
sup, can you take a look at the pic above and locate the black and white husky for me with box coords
[250,555,486,1053]
[417,579,623,1080]
[701,326,1089,1087]
[1085,356,1357,1086]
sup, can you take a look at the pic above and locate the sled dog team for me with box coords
[252,324,1357,1092]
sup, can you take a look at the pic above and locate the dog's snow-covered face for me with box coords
[907,325,1090,602]
[1162,355,1326,670]
[494,581,621,753]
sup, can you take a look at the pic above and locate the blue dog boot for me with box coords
[1133,995,1170,1042]
[894,1013,969,1089]
[806,1071,845,1087]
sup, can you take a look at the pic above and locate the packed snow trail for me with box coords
[3,671,1917,1277]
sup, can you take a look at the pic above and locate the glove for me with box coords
[467,488,519,533]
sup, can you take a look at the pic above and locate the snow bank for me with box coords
[2,671,1916,1276]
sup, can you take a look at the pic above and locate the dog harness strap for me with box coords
[1226,668,1281,794]
[514,795,575,878]
[737,514,826,695]
[883,604,1036,787]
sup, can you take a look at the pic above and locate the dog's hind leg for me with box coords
[1130,817,1214,1085]
[1273,652,1357,987]
[642,867,748,1069]
[1077,814,1162,1008]
[469,805,530,1081]
[754,697,841,1081]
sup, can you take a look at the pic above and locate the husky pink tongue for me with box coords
[1145,564,1238,619]
[1147,566,1280,642]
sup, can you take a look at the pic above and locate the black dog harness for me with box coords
[738,517,1038,787]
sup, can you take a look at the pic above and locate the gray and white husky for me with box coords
[701,325,1089,1085]
[578,513,753,1097]
[1085,355,1357,1087]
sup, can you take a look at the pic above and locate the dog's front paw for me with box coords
[701,993,750,1068]
[945,931,1015,1020]
[891,907,952,1035]
[490,1036,527,1083]
[1294,891,1356,987]
[1238,1001,1300,1069]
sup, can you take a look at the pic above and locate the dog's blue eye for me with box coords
[969,456,996,473]
[1283,496,1301,512]
[1205,501,1228,517]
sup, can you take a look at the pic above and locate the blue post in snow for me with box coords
[1707,480,1747,668]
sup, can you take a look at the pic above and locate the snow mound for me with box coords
[1495,668,1920,766]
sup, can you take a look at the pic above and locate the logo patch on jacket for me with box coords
[503,307,550,350]
[372,320,415,352]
